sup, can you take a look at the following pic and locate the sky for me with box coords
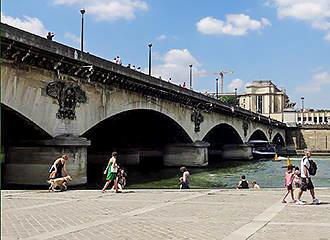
[2,0,330,109]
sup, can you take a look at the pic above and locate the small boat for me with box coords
[248,140,276,160]
[274,154,287,161]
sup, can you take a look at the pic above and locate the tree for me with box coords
[219,95,239,106]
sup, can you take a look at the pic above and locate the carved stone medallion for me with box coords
[46,81,87,120]
[191,110,204,133]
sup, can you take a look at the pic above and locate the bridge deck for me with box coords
[0,23,285,128]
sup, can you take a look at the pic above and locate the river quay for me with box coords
[1,189,330,240]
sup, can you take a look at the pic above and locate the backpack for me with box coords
[308,159,317,176]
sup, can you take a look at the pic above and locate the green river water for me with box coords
[125,157,330,189]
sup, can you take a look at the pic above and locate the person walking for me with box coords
[102,152,120,193]
[179,166,190,189]
[48,154,69,179]
[296,150,320,205]
[282,165,295,203]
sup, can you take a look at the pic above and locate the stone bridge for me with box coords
[0,23,286,186]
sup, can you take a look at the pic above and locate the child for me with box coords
[251,180,260,189]
[237,175,249,189]
[282,165,295,203]
[293,166,301,189]
[117,167,127,190]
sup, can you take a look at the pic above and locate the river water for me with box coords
[126,157,330,189]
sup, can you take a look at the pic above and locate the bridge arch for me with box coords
[248,129,268,142]
[203,123,243,145]
[82,108,193,147]
[272,132,285,147]
[1,103,52,143]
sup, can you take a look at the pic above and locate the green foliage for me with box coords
[219,95,239,105]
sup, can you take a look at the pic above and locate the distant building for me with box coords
[238,80,289,121]
[294,110,329,125]
[236,80,330,125]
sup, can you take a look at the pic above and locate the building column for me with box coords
[4,135,90,186]
[163,141,210,167]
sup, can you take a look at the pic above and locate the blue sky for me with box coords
[2,0,330,109]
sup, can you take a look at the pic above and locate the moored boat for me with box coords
[248,140,276,160]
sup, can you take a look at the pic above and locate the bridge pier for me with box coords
[4,136,90,186]
[163,141,210,167]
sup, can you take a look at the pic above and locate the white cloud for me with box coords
[64,32,80,47]
[324,32,330,41]
[270,0,330,40]
[156,34,167,41]
[150,49,207,85]
[228,79,244,91]
[1,14,48,36]
[53,0,148,21]
[296,71,330,93]
[196,14,271,36]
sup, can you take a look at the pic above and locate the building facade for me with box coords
[238,80,289,121]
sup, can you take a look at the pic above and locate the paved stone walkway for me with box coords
[1,188,330,240]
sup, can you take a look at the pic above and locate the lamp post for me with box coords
[189,64,193,90]
[148,43,152,76]
[80,9,86,52]
[301,96,305,125]
[235,88,238,106]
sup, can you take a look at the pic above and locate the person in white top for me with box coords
[179,166,190,189]
[115,56,122,65]
[296,150,320,204]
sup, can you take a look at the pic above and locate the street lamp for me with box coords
[189,64,193,90]
[80,9,86,52]
[148,43,152,76]
[301,96,305,125]
[235,88,238,106]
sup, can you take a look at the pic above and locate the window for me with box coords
[298,117,301,122]
[303,117,307,122]
[325,117,328,123]
[308,117,312,121]
[256,95,263,113]
[314,117,317,123]
[319,117,323,123]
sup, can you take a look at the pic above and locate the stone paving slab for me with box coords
[1,188,330,240]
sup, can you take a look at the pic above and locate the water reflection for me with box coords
[126,157,330,189]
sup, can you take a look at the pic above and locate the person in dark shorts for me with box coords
[48,155,69,179]
[296,150,320,205]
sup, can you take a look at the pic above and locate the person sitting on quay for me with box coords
[237,175,249,189]
[251,180,260,189]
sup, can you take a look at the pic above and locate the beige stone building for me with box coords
[238,80,289,121]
